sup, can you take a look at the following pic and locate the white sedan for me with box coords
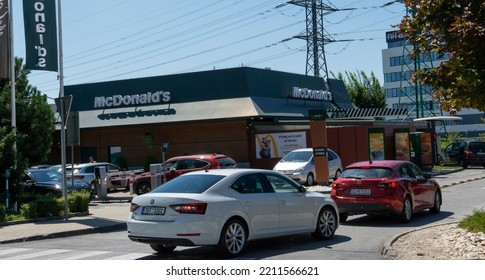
[127,168,339,258]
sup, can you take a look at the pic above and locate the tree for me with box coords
[1,58,55,204]
[0,57,55,166]
[399,0,485,112]
[332,70,387,109]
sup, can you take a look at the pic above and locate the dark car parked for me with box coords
[438,140,485,168]
[23,169,94,197]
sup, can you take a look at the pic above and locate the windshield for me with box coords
[280,151,313,163]
[30,170,62,182]
[151,174,224,193]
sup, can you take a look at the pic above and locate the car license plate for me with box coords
[349,188,371,196]
[142,206,166,215]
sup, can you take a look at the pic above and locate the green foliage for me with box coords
[1,58,54,203]
[0,204,5,222]
[399,0,485,112]
[20,195,62,219]
[332,70,386,109]
[65,191,90,213]
[144,155,158,172]
[9,191,89,220]
[441,130,462,148]
[458,208,485,233]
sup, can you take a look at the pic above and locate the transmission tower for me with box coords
[289,0,338,80]
[397,3,444,120]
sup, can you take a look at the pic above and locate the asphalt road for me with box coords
[1,168,484,260]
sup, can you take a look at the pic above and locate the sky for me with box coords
[11,0,407,100]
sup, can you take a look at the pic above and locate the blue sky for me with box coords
[12,0,406,100]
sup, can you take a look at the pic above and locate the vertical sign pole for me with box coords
[8,0,17,206]
[56,0,68,220]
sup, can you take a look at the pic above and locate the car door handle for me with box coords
[244,201,252,206]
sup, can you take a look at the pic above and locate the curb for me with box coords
[381,221,459,259]
[0,222,127,244]
[0,211,90,227]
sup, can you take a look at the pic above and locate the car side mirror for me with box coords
[424,172,432,179]
[25,179,35,186]
[299,185,307,193]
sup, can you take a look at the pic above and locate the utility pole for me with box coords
[288,0,338,80]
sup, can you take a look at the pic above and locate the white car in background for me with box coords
[273,148,343,186]
[127,168,339,258]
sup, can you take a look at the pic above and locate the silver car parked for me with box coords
[273,148,343,186]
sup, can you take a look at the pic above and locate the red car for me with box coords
[330,160,442,223]
[132,154,237,195]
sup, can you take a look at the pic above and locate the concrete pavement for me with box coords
[0,198,131,244]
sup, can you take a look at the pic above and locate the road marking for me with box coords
[57,250,111,260]
[0,248,31,256]
[3,249,71,260]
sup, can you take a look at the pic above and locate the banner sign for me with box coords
[255,131,306,159]
[0,0,9,79]
[368,128,385,160]
[23,0,58,71]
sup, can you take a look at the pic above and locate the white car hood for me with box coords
[273,161,307,171]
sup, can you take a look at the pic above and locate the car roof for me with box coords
[71,162,115,168]
[166,154,232,161]
[288,148,336,152]
[183,168,270,176]
[345,160,409,168]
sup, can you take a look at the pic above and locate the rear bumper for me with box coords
[128,235,195,246]
[337,202,401,216]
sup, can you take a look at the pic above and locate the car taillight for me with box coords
[377,181,398,188]
[170,203,207,214]
[130,203,139,212]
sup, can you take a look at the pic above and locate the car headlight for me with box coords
[54,184,62,189]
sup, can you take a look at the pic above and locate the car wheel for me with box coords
[217,218,247,258]
[306,173,315,186]
[149,244,176,253]
[399,196,412,223]
[312,206,337,240]
[339,213,348,223]
[429,191,442,214]
[438,156,444,166]
[135,181,152,195]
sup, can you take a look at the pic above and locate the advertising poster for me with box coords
[421,132,433,165]
[368,128,385,160]
[394,131,410,160]
[255,132,306,159]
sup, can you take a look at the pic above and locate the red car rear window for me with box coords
[340,167,393,179]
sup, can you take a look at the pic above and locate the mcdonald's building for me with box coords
[48,67,428,171]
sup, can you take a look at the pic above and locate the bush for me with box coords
[20,195,61,219]
[0,204,5,222]
[65,191,90,213]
